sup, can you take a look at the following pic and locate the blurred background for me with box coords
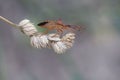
[0,0,120,80]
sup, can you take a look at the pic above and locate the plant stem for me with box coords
[0,16,19,28]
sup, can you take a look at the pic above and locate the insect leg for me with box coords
[56,29,63,37]
[67,27,75,33]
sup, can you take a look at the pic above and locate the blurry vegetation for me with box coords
[0,0,120,80]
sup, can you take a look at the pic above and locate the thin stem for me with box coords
[0,16,19,28]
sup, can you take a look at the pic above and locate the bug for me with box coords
[37,19,83,35]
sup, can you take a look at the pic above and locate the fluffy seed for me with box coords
[61,33,75,48]
[18,19,38,36]
[51,41,67,54]
[30,33,49,48]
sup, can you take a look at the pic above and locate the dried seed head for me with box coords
[18,19,76,54]
[30,35,41,48]
[47,33,68,54]
[18,19,30,26]
[47,33,76,54]
[51,41,67,54]
[30,33,49,48]
[62,33,75,48]
[63,41,74,49]
[62,33,75,41]
[18,19,38,36]
[48,34,61,41]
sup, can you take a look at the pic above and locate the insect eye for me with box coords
[37,22,48,26]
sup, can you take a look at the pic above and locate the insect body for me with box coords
[37,20,81,35]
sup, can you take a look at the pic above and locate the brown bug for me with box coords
[37,19,83,35]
